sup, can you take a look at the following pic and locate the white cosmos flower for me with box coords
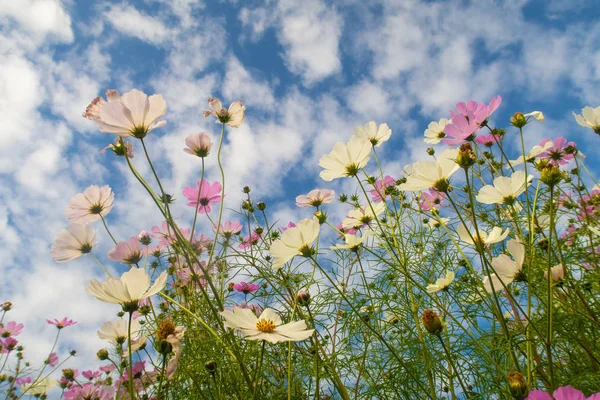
[398,149,459,192]
[319,136,371,181]
[331,231,372,251]
[509,140,553,166]
[476,170,533,205]
[66,185,114,223]
[457,225,509,247]
[20,378,56,395]
[573,106,600,134]
[50,223,97,263]
[203,98,245,128]
[426,271,455,293]
[353,121,392,147]
[83,89,167,138]
[342,202,386,229]
[424,118,450,144]
[425,217,450,229]
[97,319,141,343]
[295,189,336,208]
[86,268,167,310]
[269,217,320,270]
[544,264,565,282]
[524,111,544,122]
[482,239,525,293]
[220,307,314,343]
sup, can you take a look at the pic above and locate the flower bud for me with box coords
[421,309,443,335]
[507,372,529,400]
[456,143,476,169]
[1,302,12,311]
[62,368,75,380]
[296,290,311,307]
[242,186,251,194]
[205,360,217,374]
[539,165,565,187]
[138,231,152,246]
[256,202,266,211]
[510,112,527,128]
[314,211,327,225]
[427,147,435,156]
[338,194,348,203]
[228,282,235,292]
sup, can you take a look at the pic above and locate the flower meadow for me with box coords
[2,90,600,400]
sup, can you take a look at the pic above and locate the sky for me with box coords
[1,0,600,391]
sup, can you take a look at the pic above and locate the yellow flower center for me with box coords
[256,319,276,333]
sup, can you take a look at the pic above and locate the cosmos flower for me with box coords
[476,170,533,205]
[83,89,167,138]
[442,111,482,145]
[47,352,59,367]
[536,137,576,166]
[342,202,386,230]
[370,176,396,202]
[86,268,167,311]
[183,179,224,214]
[544,264,565,282]
[203,98,245,128]
[330,232,371,252]
[457,225,509,247]
[220,307,314,344]
[424,217,450,229]
[184,132,213,157]
[398,149,459,192]
[220,221,243,239]
[527,385,600,400]
[573,106,600,134]
[97,319,141,344]
[482,239,525,293]
[270,217,320,270]
[426,271,455,293]
[353,121,392,147]
[99,137,134,158]
[419,189,446,211]
[20,378,57,396]
[475,134,501,147]
[0,321,24,338]
[319,136,371,181]
[66,185,114,223]
[108,237,145,265]
[51,224,97,263]
[296,189,336,207]
[424,118,450,144]
[524,111,545,122]
[233,282,260,294]
[509,140,554,166]
[46,317,78,329]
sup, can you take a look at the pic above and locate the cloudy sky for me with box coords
[1,0,599,388]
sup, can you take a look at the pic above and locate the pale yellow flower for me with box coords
[476,170,533,205]
[426,271,455,293]
[398,149,459,192]
[353,121,392,147]
[319,136,371,181]
[269,217,320,270]
[482,239,525,293]
[423,118,450,144]
[457,225,509,247]
[573,106,600,133]
[524,111,544,122]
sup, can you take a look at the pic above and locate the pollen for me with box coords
[256,319,276,333]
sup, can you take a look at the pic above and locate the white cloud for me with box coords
[347,80,390,120]
[104,4,171,45]
[223,56,275,110]
[0,0,74,43]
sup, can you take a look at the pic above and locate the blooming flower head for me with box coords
[353,121,392,147]
[47,352,59,367]
[483,239,525,293]
[108,237,145,265]
[184,132,213,157]
[573,106,600,135]
[66,185,114,223]
[233,282,260,294]
[86,268,167,312]
[82,370,102,380]
[64,383,115,400]
[238,232,262,250]
[51,223,97,262]
[443,111,482,145]
[220,221,243,239]
[476,170,533,205]
[342,202,386,230]
[457,225,509,247]
[453,96,502,126]
[0,321,24,338]
[424,118,450,144]
[203,98,245,128]
[524,111,545,122]
[544,264,565,282]
[1,337,18,352]
[296,189,336,208]
[97,318,140,344]
[83,89,167,139]
[183,179,223,214]
[370,176,396,202]
[536,137,576,166]
[419,189,446,211]
[426,271,455,293]
[319,136,371,181]
[47,317,77,329]
[20,377,57,396]
[330,231,371,252]
[475,134,501,147]
[398,148,459,192]
[220,307,314,343]
[425,217,449,229]
[270,217,320,269]
[527,385,600,400]
[509,140,554,166]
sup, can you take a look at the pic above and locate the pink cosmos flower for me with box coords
[15,377,32,386]
[82,370,102,380]
[220,221,243,238]
[475,133,501,147]
[336,221,357,236]
[99,364,116,373]
[419,190,446,211]
[296,189,336,208]
[0,321,24,338]
[203,98,245,128]
[233,282,260,294]
[51,223,97,263]
[1,337,18,353]
[443,111,482,145]
[183,180,224,214]
[527,385,600,400]
[82,89,167,139]
[370,176,396,202]
[238,232,261,250]
[238,302,262,317]
[47,352,59,367]
[64,383,115,400]
[151,222,189,247]
[174,264,207,289]
[108,237,145,264]
[281,221,296,232]
[537,137,576,166]
[453,96,502,125]
[47,317,77,329]
[184,132,213,157]
[66,185,114,223]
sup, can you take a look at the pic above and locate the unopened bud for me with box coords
[314,211,327,225]
[205,360,217,374]
[427,147,435,156]
[138,231,152,246]
[456,143,476,169]
[296,290,311,307]
[257,202,266,211]
[507,372,529,400]
[421,309,443,335]
[242,186,251,194]
[511,112,527,128]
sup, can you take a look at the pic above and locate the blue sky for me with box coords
[1,0,600,385]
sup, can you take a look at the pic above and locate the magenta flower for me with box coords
[174,264,207,290]
[220,221,243,238]
[47,352,59,367]
[108,237,145,264]
[527,385,600,399]
[47,317,77,329]
[233,282,260,294]
[370,176,396,202]
[64,383,115,400]
[15,377,32,386]
[82,370,102,380]
[183,180,224,214]
[238,232,261,250]
[419,190,446,211]
[443,111,482,145]
[0,321,24,338]
[336,221,357,236]
[475,133,501,147]
[536,137,576,166]
[99,364,116,373]
[453,95,502,125]
[1,337,18,353]
[151,221,189,246]
[281,221,296,232]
